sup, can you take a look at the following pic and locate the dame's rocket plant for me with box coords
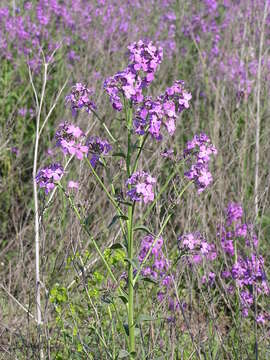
[36,40,218,357]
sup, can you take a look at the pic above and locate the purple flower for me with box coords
[86,136,112,167]
[66,83,96,115]
[127,40,163,86]
[256,313,266,324]
[104,67,143,111]
[226,202,243,226]
[183,133,217,193]
[138,235,171,287]
[134,81,191,140]
[36,163,64,194]
[202,272,216,285]
[160,148,174,159]
[18,107,27,117]
[126,171,156,204]
[68,180,79,190]
[11,147,19,156]
[223,252,269,316]
[178,232,216,264]
[55,122,88,160]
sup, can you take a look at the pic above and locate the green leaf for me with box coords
[141,276,158,285]
[123,323,129,336]
[112,152,126,159]
[119,295,128,304]
[117,200,133,206]
[109,243,125,250]
[133,225,154,235]
[108,215,128,228]
[124,257,140,270]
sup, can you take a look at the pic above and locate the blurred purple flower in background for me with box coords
[178,231,217,264]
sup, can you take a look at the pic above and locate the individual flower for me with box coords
[86,136,112,167]
[183,133,217,193]
[55,122,88,160]
[36,163,64,194]
[126,171,156,204]
[11,147,19,156]
[66,83,96,115]
[160,148,174,161]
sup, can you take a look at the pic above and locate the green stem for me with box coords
[126,105,133,177]
[132,132,149,174]
[91,108,118,144]
[111,183,127,239]
[127,203,135,355]
[124,100,136,357]
[85,157,125,217]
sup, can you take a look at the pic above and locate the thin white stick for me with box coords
[38,79,68,137]
[255,1,268,219]
[30,59,48,360]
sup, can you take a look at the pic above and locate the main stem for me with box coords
[127,204,135,355]
[125,101,135,356]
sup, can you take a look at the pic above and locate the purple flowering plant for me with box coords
[35,40,218,357]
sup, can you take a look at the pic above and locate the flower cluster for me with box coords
[36,163,64,194]
[104,69,143,111]
[162,80,192,114]
[178,232,217,264]
[218,203,258,257]
[104,40,163,111]
[55,122,88,160]
[134,81,191,140]
[229,254,268,318]
[218,203,269,319]
[86,136,112,167]
[126,171,156,204]
[127,40,163,86]
[138,235,169,280]
[226,202,243,226]
[183,133,217,193]
[138,235,177,315]
[65,83,96,115]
